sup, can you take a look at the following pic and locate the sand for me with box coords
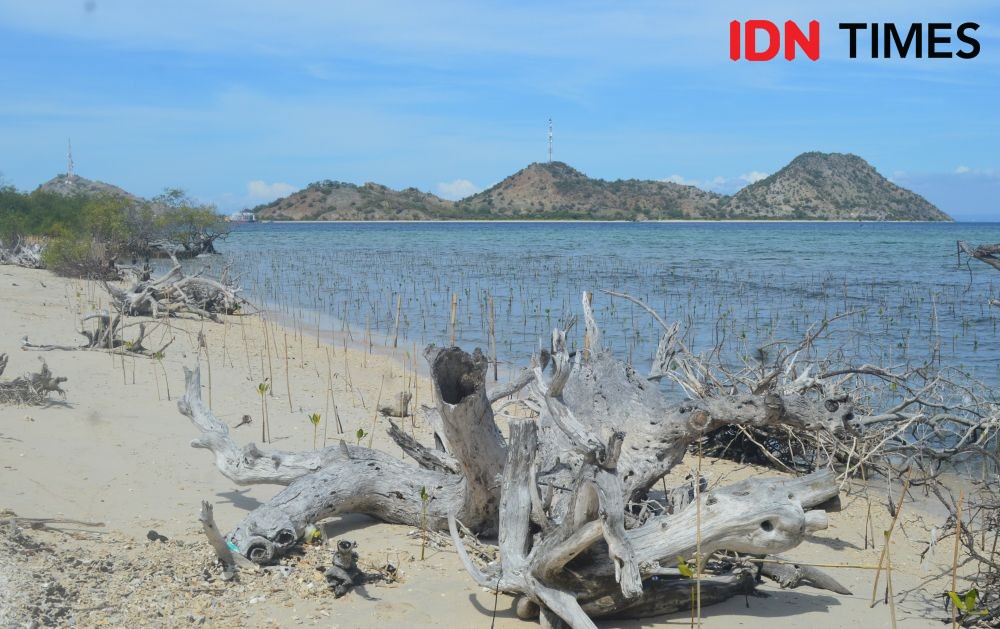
[0,264,972,627]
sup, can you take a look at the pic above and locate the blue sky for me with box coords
[0,1,998,219]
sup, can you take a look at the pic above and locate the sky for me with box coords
[0,1,998,220]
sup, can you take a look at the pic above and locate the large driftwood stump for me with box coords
[105,256,246,321]
[181,292,850,624]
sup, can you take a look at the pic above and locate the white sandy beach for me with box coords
[0,264,973,628]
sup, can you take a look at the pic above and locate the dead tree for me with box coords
[0,353,66,405]
[959,241,1000,307]
[104,257,246,321]
[22,311,173,358]
[180,292,858,624]
[0,238,43,269]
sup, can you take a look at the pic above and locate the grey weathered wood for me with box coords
[0,239,43,269]
[378,391,412,417]
[22,312,173,357]
[184,292,847,624]
[386,417,459,474]
[104,258,245,321]
[0,354,66,405]
[425,345,507,533]
[199,501,237,581]
[758,556,852,595]
[184,345,508,562]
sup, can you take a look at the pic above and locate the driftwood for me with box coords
[959,240,1000,307]
[378,391,412,418]
[0,238,43,269]
[199,501,237,581]
[180,292,858,624]
[104,257,245,321]
[0,353,66,405]
[22,311,173,358]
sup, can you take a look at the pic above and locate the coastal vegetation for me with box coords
[0,180,227,278]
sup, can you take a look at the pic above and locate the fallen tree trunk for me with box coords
[181,292,851,624]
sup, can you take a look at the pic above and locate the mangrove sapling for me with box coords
[198,330,212,410]
[155,352,171,401]
[257,380,271,443]
[367,375,385,449]
[951,491,964,629]
[284,331,293,412]
[309,413,321,449]
[419,486,429,561]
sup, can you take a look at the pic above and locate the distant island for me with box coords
[250,152,951,222]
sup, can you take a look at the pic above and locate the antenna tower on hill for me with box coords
[67,139,74,178]
[547,118,553,163]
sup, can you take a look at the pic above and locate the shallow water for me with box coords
[215,221,1000,387]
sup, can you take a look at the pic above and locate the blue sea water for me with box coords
[217,221,1000,388]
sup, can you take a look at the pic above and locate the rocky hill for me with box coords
[250,152,952,221]
[250,180,456,220]
[719,152,950,221]
[457,162,721,219]
[36,173,142,202]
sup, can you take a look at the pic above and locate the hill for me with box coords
[36,173,142,202]
[719,152,950,221]
[249,152,952,221]
[250,180,455,220]
[456,162,721,219]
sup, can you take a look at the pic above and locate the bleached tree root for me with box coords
[0,353,66,405]
[22,312,172,358]
[199,501,237,581]
[0,239,43,269]
[179,345,509,563]
[757,555,852,595]
[104,256,247,321]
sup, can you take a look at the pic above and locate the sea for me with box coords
[213,221,1000,391]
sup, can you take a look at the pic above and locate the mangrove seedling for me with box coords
[257,380,271,443]
[308,412,321,449]
[355,427,367,445]
[419,485,429,560]
[947,588,989,624]
[154,351,170,400]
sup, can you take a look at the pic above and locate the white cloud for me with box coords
[661,174,692,185]
[247,180,297,201]
[955,165,972,174]
[661,172,767,193]
[436,178,479,200]
[738,171,768,184]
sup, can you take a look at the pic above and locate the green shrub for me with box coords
[41,234,117,279]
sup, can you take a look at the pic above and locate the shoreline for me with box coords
[248,218,961,224]
[0,264,975,627]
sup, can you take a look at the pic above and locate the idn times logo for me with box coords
[729,21,980,61]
